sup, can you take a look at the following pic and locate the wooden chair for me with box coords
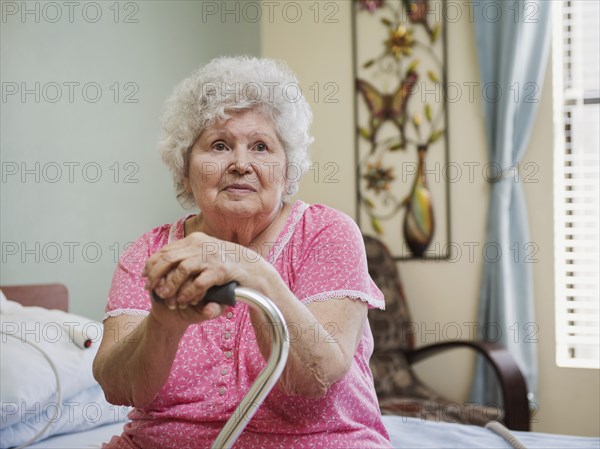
[363,235,530,431]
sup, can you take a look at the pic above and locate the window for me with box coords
[553,0,600,368]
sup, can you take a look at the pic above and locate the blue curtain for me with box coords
[471,1,552,406]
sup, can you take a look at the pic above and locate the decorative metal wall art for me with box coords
[354,0,450,260]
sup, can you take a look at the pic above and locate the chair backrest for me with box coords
[363,235,415,351]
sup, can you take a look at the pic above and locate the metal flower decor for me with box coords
[354,0,449,259]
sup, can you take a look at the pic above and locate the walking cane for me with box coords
[153,282,290,449]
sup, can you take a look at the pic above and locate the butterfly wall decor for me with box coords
[354,0,450,260]
[355,70,418,150]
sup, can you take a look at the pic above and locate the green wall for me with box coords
[1,1,261,320]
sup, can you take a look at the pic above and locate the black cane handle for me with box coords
[152,281,238,308]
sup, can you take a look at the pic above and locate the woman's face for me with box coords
[186,110,288,219]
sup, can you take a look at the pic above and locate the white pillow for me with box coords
[0,384,130,449]
[0,299,105,430]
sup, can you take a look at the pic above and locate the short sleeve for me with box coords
[289,205,385,310]
[104,224,171,320]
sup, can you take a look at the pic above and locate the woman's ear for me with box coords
[183,177,191,193]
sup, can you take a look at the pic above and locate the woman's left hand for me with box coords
[142,232,261,309]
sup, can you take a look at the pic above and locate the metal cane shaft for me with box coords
[152,283,289,448]
[211,287,289,449]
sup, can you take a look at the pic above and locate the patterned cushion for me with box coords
[363,235,414,351]
[369,351,434,399]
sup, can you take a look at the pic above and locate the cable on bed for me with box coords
[485,420,529,449]
[0,331,62,449]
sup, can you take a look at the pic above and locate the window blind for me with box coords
[553,0,600,368]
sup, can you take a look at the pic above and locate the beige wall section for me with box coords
[262,0,599,437]
[261,1,357,216]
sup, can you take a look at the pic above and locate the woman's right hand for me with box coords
[142,231,261,330]
[149,287,227,331]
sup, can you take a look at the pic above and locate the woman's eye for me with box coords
[213,142,227,151]
[255,142,268,152]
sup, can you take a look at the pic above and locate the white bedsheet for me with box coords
[26,423,123,448]
[26,417,600,449]
[381,416,600,449]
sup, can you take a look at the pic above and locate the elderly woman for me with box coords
[93,56,391,448]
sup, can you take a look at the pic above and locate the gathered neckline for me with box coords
[169,200,309,264]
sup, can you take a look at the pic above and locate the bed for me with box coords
[1,284,599,449]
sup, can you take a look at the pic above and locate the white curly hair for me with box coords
[159,55,314,208]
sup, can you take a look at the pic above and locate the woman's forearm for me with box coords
[93,315,186,409]
[244,266,353,398]
[249,306,347,398]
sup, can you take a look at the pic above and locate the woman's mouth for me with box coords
[224,183,257,193]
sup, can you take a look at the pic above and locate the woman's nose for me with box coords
[227,148,254,175]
